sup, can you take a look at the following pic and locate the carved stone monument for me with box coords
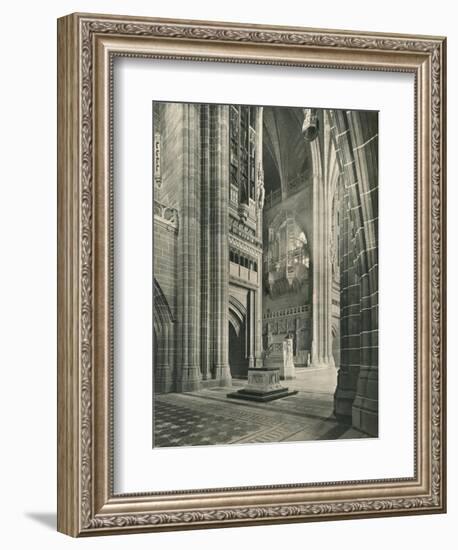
[227,337,297,402]
[227,366,297,402]
[263,334,296,380]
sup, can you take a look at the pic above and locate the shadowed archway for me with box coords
[153,278,175,393]
[228,295,248,378]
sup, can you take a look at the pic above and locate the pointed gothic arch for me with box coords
[228,295,249,378]
[153,278,175,393]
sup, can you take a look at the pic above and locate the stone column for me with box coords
[210,104,232,385]
[200,104,212,380]
[254,106,265,368]
[308,110,335,369]
[347,110,379,436]
[177,103,202,392]
[331,109,378,436]
[247,289,255,369]
[334,179,361,418]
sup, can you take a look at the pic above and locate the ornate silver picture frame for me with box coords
[57,13,446,536]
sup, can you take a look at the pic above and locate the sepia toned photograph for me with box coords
[56,13,446,536]
[152,101,378,449]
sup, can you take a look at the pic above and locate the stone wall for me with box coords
[153,102,264,393]
[332,109,379,436]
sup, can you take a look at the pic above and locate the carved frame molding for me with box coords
[57,13,446,536]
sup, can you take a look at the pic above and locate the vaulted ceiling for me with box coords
[262,106,313,198]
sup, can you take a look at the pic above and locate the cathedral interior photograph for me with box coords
[152,101,378,448]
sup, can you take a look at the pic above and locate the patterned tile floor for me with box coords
[153,367,369,448]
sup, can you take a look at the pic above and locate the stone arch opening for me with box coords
[228,296,249,379]
[153,278,175,393]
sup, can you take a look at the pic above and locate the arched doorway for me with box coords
[228,321,248,379]
[153,278,175,393]
[228,295,249,379]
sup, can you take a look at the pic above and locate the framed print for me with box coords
[57,13,446,536]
